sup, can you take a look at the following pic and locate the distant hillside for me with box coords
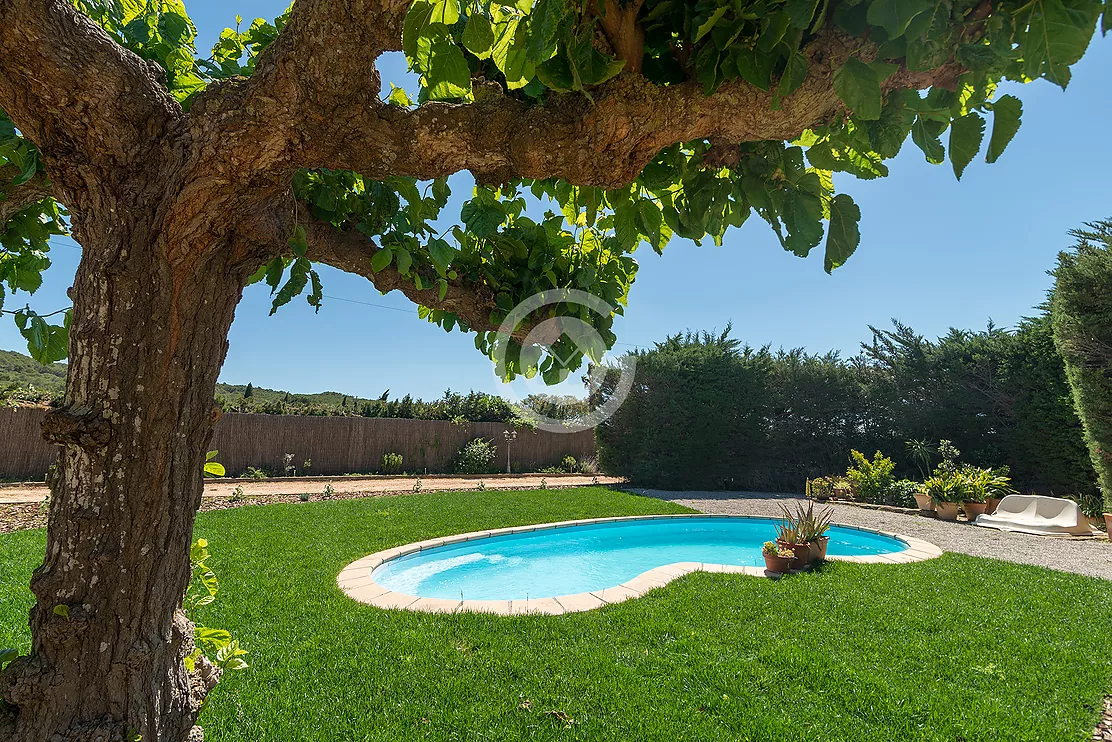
[0,349,67,397]
[214,382,377,411]
[0,347,373,410]
[0,349,530,422]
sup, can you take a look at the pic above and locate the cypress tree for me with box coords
[1049,219,1112,511]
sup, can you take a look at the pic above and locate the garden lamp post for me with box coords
[503,429,517,474]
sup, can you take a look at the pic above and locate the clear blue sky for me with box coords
[2,5,1109,401]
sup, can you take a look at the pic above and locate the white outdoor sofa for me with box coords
[974,494,1095,537]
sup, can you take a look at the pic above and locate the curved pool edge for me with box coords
[336,514,944,615]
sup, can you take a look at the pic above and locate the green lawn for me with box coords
[2,487,1111,741]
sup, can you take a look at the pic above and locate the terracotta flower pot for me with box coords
[986,497,1002,515]
[777,539,811,568]
[913,492,934,512]
[763,552,792,574]
[833,484,852,501]
[809,537,829,563]
[1105,513,1112,542]
[934,502,960,522]
[962,501,988,521]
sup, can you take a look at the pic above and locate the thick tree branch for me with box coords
[189,0,407,191]
[288,30,961,189]
[290,204,524,338]
[0,0,180,193]
[595,0,646,75]
[0,167,53,226]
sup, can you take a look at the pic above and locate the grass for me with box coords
[2,486,1111,741]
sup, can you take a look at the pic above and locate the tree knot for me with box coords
[41,407,111,450]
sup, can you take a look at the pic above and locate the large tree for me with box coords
[1050,220,1112,511]
[0,0,1106,738]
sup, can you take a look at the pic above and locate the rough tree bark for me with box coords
[2,220,249,741]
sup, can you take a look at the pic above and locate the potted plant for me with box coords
[774,519,810,568]
[912,488,934,513]
[832,477,853,500]
[762,541,794,573]
[961,468,990,521]
[923,473,962,521]
[778,501,834,564]
[808,476,835,502]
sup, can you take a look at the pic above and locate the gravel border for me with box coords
[637,490,1112,581]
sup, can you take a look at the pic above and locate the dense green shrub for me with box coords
[845,450,896,505]
[454,438,497,475]
[888,480,920,509]
[597,318,1095,493]
[381,452,403,475]
[1050,219,1112,511]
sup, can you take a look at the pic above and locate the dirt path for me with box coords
[0,473,621,504]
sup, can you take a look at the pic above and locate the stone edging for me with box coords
[337,514,944,616]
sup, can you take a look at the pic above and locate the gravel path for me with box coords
[639,490,1112,581]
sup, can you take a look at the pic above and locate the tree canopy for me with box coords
[2,0,1106,379]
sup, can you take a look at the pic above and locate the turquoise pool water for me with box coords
[371,517,908,601]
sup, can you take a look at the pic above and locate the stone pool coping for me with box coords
[336,514,944,615]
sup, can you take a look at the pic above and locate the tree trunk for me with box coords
[0,217,249,741]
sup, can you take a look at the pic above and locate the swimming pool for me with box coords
[362,515,914,603]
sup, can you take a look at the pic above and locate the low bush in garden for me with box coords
[845,450,895,504]
[381,452,403,475]
[454,438,497,475]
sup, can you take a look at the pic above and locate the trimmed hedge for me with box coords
[597,318,1095,494]
[1050,219,1112,510]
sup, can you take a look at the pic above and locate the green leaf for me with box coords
[287,225,307,257]
[1021,0,1099,88]
[733,46,774,91]
[53,604,70,620]
[307,269,323,312]
[948,111,985,180]
[775,52,808,102]
[833,56,882,120]
[437,278,448,301]
[825,194,861,273]
[492,19,535,88]
[911,116,945,164]
[13,148,38,186]
[614,201,639,250]
[269,257,310,315]
[866,0,933,38]
[786,0,821,28]
[370,248,394,273]
[394,247,413,275]
[525,0,565,61]
[387,84,412,106]
[203,461,226,477]
[421,34,472,100]
[635,199,663,252]
[16,312,68,364]
[695,6,728,42]
[428,238,458,273]
[985,94,1022,163]
[461,199,506,236]
[462,14,495,58]
[263,257,284,293]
